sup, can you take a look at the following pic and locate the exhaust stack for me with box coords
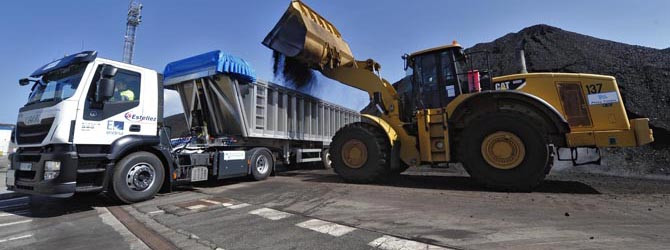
[518,39,528,74]
[262,0,355,69]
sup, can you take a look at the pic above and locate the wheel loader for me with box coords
[263,0,654,190]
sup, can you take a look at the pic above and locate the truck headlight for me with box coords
[44,161,61,180]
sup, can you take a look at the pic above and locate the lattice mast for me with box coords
[122,1,142,64]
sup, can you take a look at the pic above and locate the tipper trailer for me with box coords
[6,50,359,203]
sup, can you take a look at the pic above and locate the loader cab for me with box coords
[405,43,469,110]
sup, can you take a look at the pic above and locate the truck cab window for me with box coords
[84,65,142,121]
[110,71,141,103]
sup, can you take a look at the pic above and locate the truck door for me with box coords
[74,64,145,145]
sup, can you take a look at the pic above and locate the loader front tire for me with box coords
[331,122,391,183]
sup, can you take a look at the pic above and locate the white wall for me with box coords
[0,129,11,157]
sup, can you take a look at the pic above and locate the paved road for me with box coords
[1,166,669,249]
[0,195,148,250]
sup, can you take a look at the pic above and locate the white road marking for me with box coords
[296,219,356,237]
[0,219,32,228]
[369,235,453,250]
[187,204,208,210]
[221,203,234,207]
[0,203,28,210]
[0,234,32,243]
[147,210,164,215]
[0,210,30,217]
[227,203,250,209]
[201,199,221,205]
[96,207,150,250]
[0,196,29,204]
[248,208,292,220]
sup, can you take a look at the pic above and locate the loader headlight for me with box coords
[44,161,61,180]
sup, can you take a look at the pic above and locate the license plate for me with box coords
[6,170,15,186]
[19,163,32,171]
[190,167,208,182]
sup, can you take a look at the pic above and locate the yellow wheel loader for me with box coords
[263,0,654,190]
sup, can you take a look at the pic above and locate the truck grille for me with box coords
[16,117,54,145]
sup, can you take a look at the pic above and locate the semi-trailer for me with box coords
[6,50,359,203]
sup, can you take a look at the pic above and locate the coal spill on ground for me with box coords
[272,51,318,93]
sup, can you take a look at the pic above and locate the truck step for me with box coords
[78,153,108,158]
[75,185,104,193]
[77,168,106,174]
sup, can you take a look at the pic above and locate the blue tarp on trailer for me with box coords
[163,50,256,85]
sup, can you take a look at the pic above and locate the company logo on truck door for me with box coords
[124,112,157,122]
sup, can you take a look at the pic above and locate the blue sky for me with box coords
[1,0,668,123]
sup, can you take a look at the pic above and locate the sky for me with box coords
[0,0,668,123]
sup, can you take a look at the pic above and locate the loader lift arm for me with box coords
[263,0,419,165]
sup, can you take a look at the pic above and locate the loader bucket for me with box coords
[263,0,355,69]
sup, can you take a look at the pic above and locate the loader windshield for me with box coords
[26,62,87,105]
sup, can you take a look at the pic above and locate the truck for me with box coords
[6,50,359,203]
[262,0,654,190]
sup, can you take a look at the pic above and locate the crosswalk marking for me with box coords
[248,208,292,220]
[296,219,356,237]
[368,235,452,250]
[0,219,32,228]
[227,203,250,209]
[186,204,208,210]
[201,199,222,205]
[0,234,32,243]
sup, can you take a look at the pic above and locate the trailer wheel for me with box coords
[250,149,273,181]
[321,148,332,169]
[331,122,391,183]
[459,112,550,191]
[110,152,164,204]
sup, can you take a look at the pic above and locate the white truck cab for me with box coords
[8,51,170,202]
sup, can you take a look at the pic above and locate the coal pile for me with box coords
[465,24,670,175]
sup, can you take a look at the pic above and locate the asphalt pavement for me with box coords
[0,165,669,249]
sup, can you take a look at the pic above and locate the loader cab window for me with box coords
[412,49,462,109]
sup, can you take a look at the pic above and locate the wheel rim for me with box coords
[481,131,526,170]
[341,139,367,169]
[256,154,269,174]
[126,162,156,191]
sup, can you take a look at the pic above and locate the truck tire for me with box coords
[459,111,551,191]
[331,122,391,183]
[250,149,273,181]
[110,152,165,204]
[321,148,332,169]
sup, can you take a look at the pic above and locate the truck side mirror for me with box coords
[96,78,115,103]
[101,66,118,78]
[19,78,30,86]
[95,65,118,103]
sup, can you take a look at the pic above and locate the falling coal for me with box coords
[272,51,316,91]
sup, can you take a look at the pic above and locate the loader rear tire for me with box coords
[459,112,551,191]
[331,122,391,183]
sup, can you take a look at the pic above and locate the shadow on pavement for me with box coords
[285,170,602,195]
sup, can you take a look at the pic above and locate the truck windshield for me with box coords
[26,62,87,105]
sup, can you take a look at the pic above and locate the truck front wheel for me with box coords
[110,152,165,204]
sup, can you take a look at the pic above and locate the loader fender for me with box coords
[361,114,398,146]
[449,91,570,142]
